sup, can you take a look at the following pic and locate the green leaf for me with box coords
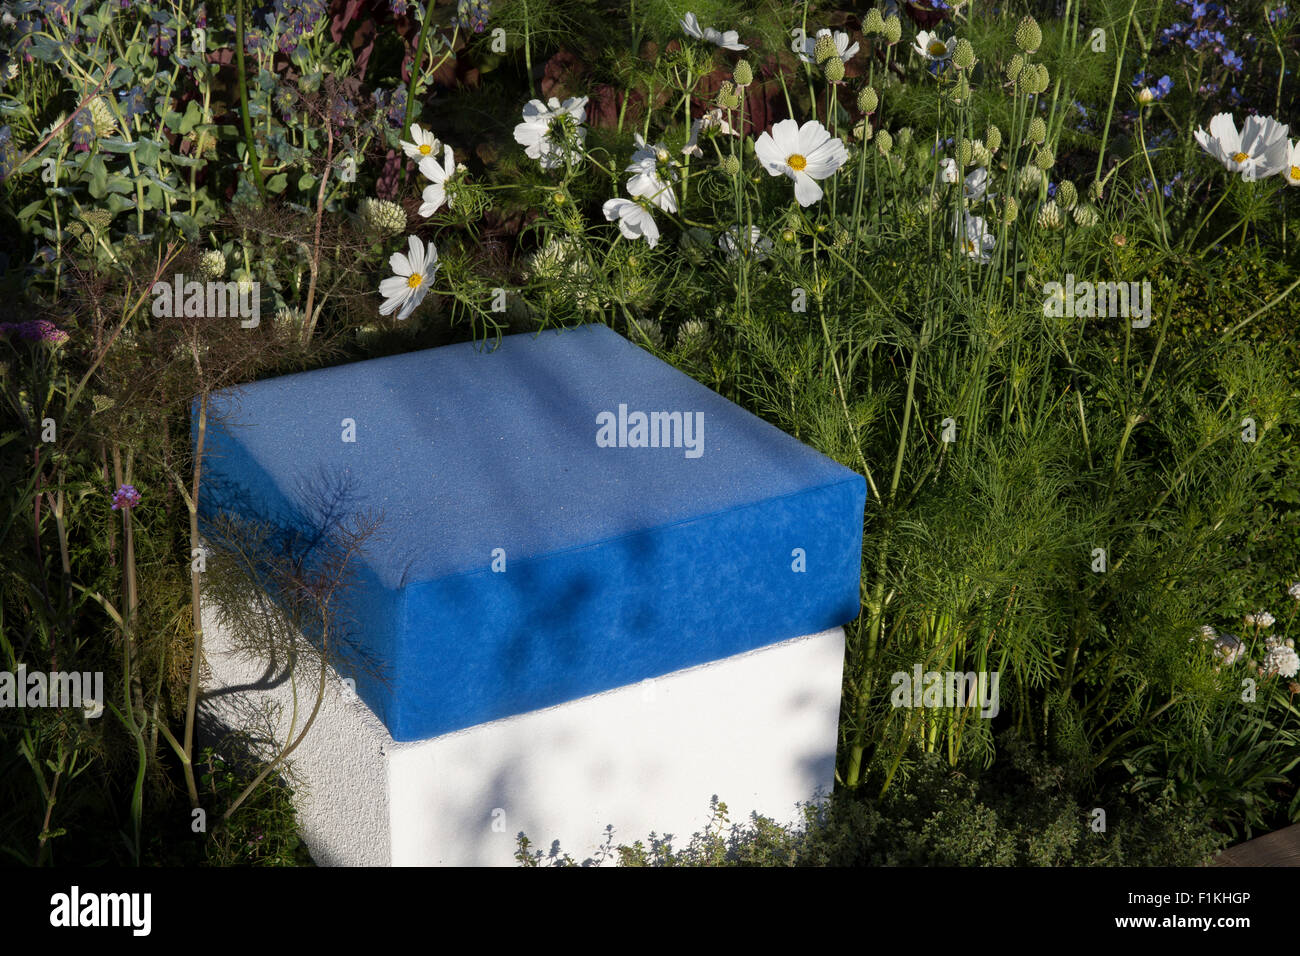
[170,211,200,242]
[178,100,204,136]
[135,139,161,167]
[297,172,316,192]
[86,156,109,199]
[266,172,288,194]
[99,137,138,154]
[16,199,45,222]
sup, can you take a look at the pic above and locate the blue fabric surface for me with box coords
[198,324,865,740]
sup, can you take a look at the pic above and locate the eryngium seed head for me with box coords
[733,60,753,86]
[1026,117,1046,144]
[857,86,878,114]
[1088,179,1105,201]
[863,8,884,34]
[985,125,1002,152]
[823,55,845,82]
[958,138,973,167]
[882,16,901,44]
[953,38,976,70]
[1057,180,1078,209]
[1005,54,1024,83]
[875,128,893,154]
[1015,16,1042,53]
[1001,195,1018,224]
[721,154,740,176]
[1033,146,1055,170]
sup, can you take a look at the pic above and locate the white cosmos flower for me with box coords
[513,96,589,170]
[400,123,442,161]
[680,12,747,50]
[754,118,848,207]
[625,133,679,213]
[682,108,739,157]
[718,225,773,262]
[940,157,959,183]
[602,198,659,248]
[379,235,439,320]
[1284,140,1300,185]
[795,28,859,64]
[955,213,995,263]
[914,30,956,64]
[1193,112,1290,181]
[417,143,456,217]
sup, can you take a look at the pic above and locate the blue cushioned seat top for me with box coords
[199,324,865,741]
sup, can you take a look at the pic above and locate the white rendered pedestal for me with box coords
[199,601,845,866]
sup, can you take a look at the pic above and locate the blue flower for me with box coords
[1222,49,1243,71]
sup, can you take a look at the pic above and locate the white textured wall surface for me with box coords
[200,600,845,867]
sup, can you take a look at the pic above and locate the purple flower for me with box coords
[70,108,94,151]
[390,0,407,13]
[119,85,148,120]
[454,0,490,33]
[1,319,70,344]
[1268,6,1289,24]
[111,484,142,511]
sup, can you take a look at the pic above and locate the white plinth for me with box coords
[199,602,845,866]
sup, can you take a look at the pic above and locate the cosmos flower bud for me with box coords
[953,38,976,70]
[1015,15,1042,53]
[857,86,878,114]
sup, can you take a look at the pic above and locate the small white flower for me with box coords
[1284,140,1300,186]
[1245,610,1276,628]
[682,108,738,157]
[1193,112,1290,181]
[914,30,956,64]
[1265,644,1300,679]
[754,118,847,207]
[513,96,589,170]
[718,225,773,262]
[625,133,679,213]
[1288,582,1300,600]
[602,198,659,248]
[680,12,747,50]
[378,235,439,320]
[964,167,990,202]
[417,143,456,217]
[796,28,859,65]
[400,123,442,161]
[955,212,995,263]
[940,157,959,183]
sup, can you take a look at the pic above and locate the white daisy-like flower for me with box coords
[795,28,859,65]
[963,167,991,202]
[625,133,679,213]
[914,30,956,64]
[682,108,739,157]
[1214,631,1245,666]
[400,124,442,161]
[1193,112,1290,181]
[753,118,847,207]
[955,212,995,263]
[1245,610,1276,628]
[1265,644,1300,679]
[718,225,773,262]
[680,12,747,50]
[378,235,439,320]
[1288,582,1300,600]
[602,198,659,248]
[1284,140,1300,185]
[513,96,589,170]
[940,157,959,183]
[417,143,456,217]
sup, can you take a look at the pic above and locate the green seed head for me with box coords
[875,129,894,155]
[1015,16,1042,53]
[958,138,973,167]
[1072,203,1099,228]
[1028,63,1050,94]
[985,125,1002,152]
[1088,179,1105,201]
[813,32,838,64]
[1026,117,1047,144]
[823,55,845,83]
[1005,54,1024,83]
[953,38,976,70]
[1033,146,1055,170]
[1057,180,1078,209]
[733,60,753,87]
[1001,195,1018,225]
[721,154,740,176]
[970,140,992,167]
[882,16,901,45]
[854,119,874,142]
[896,127,914,153]
[857,85,878,114]
[863,9,885,34]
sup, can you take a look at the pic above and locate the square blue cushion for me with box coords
[198,325,864,741]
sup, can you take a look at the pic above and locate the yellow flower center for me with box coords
[787,153,808,171]
[419,143,432,155]
[963,239,976,254]
[1232,151,1250,163]
[1291,165,1300,181]
[407,273,423,289]
[928,40,948,56]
